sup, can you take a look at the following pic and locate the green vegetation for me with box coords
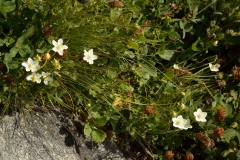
[0,0,240,159]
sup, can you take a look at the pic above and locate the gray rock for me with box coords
[0,111,131,160]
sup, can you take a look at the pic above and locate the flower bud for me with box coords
[51,58,62,70]
[34,54,42,62]
[214,127,224,137]
[180,103,186,110]
[44,53,51,61]
[171,111,177,117]
[181,92,185,96]
[213,40,218,46]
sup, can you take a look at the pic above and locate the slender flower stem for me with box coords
[202,81,214,98]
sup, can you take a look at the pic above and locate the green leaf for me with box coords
[91,129,106,142]
[0,38,4,47]
[127,41,139,50]
[156,43,165,55]
[91,116,107,127]
[236,150,240,158]
[84,123,92,137]
[16,0,22,10]
[179,20,184,29]
[213,93,225,107]
[162,71,174,81]
[0,10,6,18]
[191,42,198,51]
[230,90,238,100]
[159,50,174,60]
[237,124,240,144]
[1,1,16,12]
[191,37,201,51]
[212,101,217,108]
[16,36,27,48]
[9,47,19,57]
[213,12,222,15]
[5,37,15,47]
[222,129,236,139]
[19,47,31,57]
[225,104,233,116]
[107,69,117,79]
[110,8,121,21]
[184,24,193,32]
[3,51,19,71]
[120,83,134,91]
[6,61,18,69]
[217,33,224,40]
[124,50,135,58]
[163,81,176,95]
[22,26,35,38]
[142,60,157,77]
[36,49,45,53]
[168,32,180,40]
[33,0,40,5]
[68,21,81,28]
[221,150,231,157]
[110,115,120,124]
[138,78,148,86]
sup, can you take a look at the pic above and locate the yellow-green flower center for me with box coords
[176,120,183,126]
[31,75,38,81]
[28,63,33,69]
[197,114,203,119]
[56,44,62,51]
[86,54,92,60]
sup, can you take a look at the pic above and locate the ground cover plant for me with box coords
[0,0,240,159]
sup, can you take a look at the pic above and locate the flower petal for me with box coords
[215,64,221,68]
[62,45,68,50]
[26,75,32,81]
[22,62,27,67]
[58,38,63,45]
[58,50,64,56]
[52,47,58,53]
[88,60,94,64]
[52,40,57,46]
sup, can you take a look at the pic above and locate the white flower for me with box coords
[209,63,220,72]
[172,115,192,130]
[83,49,98,64]
[183,119,192,130]
[52,38,68,56]
[22,58,40,72]
[41,72,53,85]
[172,115,185,129]
[173,64,180,69]
[26,72,42,83]
[194,108,207,122]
